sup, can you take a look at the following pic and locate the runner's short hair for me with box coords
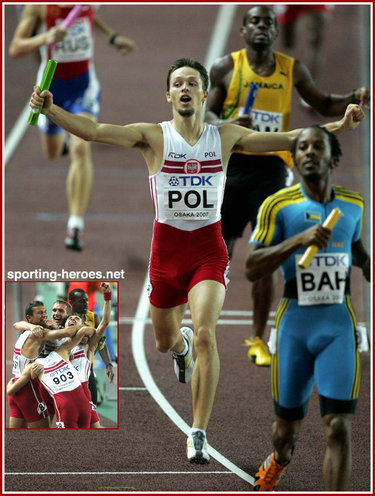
[167,57,209,92]
[25,300,44,317]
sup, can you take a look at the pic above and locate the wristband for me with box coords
[351,89,361,104]
[108,33,118,45]
[104,291,112,301]
[106,362,113,368]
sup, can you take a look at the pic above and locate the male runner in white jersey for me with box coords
[29,57,364,461]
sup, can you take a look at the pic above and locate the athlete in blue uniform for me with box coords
[245,125,370,491]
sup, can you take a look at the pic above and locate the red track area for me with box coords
[4,4,371,493]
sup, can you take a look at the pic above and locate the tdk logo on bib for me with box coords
[168,176,213,187]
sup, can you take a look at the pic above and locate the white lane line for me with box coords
[131,275,254,486]
[5,471,233,476]
[124,317,275,326]
[4,102,30,166]
[119,387,147,391]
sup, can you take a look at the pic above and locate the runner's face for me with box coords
[65,315,82,327]
[241,7,278,47]
[72,293,88,314]
[166,67,207,117]
[29,306,48,325]
[52,303,69,326]
[295,128,332,181]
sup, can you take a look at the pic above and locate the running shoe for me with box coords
[243,336,271,366]
[187,430,210,464]
[172,327,194,383]
[253,453,287,491]
[64,228,83,251]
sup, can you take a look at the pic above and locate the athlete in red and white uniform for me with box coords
[8,300,75,428]
[149,120,229,308]
[36,351,92,429]
[9,331,50,427]
[70,343,100,427]
[69,283,112,427]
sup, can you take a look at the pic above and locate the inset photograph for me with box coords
[5,281,118,429]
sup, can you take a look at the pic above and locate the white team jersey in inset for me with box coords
[12,331,37,378]
[70,344,91,383]
[39,337,67,358]
[149,121,226,231]
[36,351,82,396]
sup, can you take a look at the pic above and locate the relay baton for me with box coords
[50,5,84,50]
[61,5,84,29]
[28,59,57,125]
[243,83,259,115]
[297,208,343,269]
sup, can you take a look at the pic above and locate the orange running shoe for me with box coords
[253,453,287,491]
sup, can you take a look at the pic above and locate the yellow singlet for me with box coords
[222,48,294,167]
[85,310,96,328]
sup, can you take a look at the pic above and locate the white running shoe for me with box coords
[187,430,210,464]
[172,327,194,383]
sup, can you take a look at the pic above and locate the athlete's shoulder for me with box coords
[261,184,304,209]
[333,184,364,203]
[210,53,234,78]
[273,50,295,64]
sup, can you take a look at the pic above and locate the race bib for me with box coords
[48,365,78,392]
[163,172,218,221]
[52,17,93,62]
[239,108,283,133]
[295,253,349,306]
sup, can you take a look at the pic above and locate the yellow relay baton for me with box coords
[298,208,343,269]
[28,59,58,125]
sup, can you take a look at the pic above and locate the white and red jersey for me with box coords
[70,344,91,384]
[12,331,38,378]
[149,122,226,231]
[36,351,82,396]
[41,5,95,79]
[70,344,99,425]
[36,352,92,428]
[39,337,67,359]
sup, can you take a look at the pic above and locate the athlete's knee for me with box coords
[324,415,351,447]
[194,325,215,354]
[155,337,171,354]
[70,136,91,160]
[154,331,177,354]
